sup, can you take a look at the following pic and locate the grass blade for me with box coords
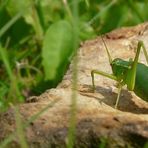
[88,0,117,26]
[0,46,22,101]
[67,0,79,147]
[0,12,22,38]
[14,106,29,148]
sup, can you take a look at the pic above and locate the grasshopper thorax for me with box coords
[111,58,132,81]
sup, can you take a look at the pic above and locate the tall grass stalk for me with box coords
[144,142,148,148]
[62,0,73,20]
[31,2,44,40]
[14,106,28,148]
[34,0,46,32]
[0,46,22,102]
[67,0,79,148]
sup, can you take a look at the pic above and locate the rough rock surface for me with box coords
[0,22,148,148]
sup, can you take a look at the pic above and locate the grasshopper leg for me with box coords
[91,70,122,108]
[126,41,148,90]
[91,70,117,91]
[139,41,148,65]
[115,84,123,109]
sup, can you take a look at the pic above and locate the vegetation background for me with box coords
[0,0,148,111]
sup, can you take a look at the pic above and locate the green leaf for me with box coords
[42,20,74,81]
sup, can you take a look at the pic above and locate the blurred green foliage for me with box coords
[0,0,148,110]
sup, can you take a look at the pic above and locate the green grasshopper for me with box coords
[91,36,148,108]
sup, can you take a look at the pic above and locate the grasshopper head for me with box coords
[101,36,132,81]
[111,58,132,80]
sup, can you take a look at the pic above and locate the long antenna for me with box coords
[101,35,113,64]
